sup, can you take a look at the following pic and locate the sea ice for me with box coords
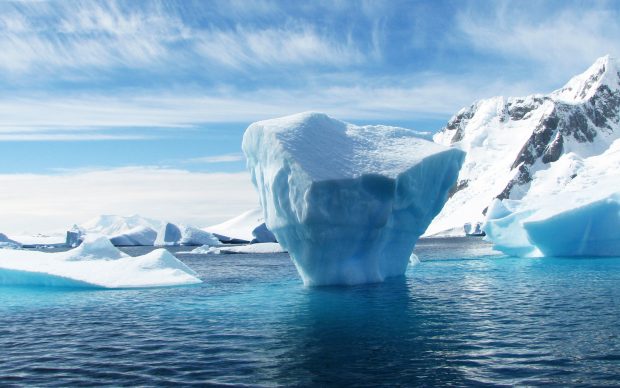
[242,112,465,285]
[155,222,221,246]
[0,235,202,288]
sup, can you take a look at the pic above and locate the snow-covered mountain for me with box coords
[427,55,620,236]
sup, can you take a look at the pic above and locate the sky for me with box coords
[1,0,619,234]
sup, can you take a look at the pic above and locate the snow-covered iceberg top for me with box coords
[0,235,202,288]
[242,112,465,285]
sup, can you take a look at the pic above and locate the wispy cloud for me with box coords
[185,153,245,164]
[195,26,364,69]
[0,167,258,234]
[457,3,620,74]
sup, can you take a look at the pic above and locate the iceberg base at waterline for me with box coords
[0,236,202,288]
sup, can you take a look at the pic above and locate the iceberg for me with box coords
[0,235,201,288]
[0,233,21,249]
[109,225,157,246]
[242,112,465,285]
[76,214,162,246]
[155,222,221,246]
[205,208,276,243]
[485,194,620,257]
[186,242,286,255]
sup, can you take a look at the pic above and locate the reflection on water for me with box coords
[0,238,619,386]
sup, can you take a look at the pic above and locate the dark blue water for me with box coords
[1,238,620,386]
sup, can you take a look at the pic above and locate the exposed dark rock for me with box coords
[447,179,469,198]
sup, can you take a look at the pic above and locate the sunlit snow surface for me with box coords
[243,112,464,285]
[0,235,201,288]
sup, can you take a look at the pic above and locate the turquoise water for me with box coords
[1,238,620,386]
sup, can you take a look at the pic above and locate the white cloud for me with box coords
[186,153,245,164]
[195,25,364,69]
[457,5,620,74]
[0,133,153,141]
[0,167,259,234]
[0,72,543,138]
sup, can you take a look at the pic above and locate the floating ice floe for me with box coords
[243,112,464,285]
[0,235,202,288]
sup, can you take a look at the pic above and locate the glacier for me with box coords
[242,112,464,286]
[0,235,201,288]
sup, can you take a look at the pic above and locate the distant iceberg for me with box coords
[0,233,21,249]
[242,112,464,285]
[75,214,162,246]
[155,222,221,246]
[205,208,277,243]
[0,235,201,288]
[186,242,286,255]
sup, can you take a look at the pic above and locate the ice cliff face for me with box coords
[428,55,620,236]
[243,112,464,286]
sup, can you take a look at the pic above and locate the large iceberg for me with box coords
[0,235,201,288]
[155,222,221,246]
[242,112,465,285]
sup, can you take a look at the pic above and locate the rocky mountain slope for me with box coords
[426,55,620,236]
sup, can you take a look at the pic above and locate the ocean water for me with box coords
[1,238,620,386]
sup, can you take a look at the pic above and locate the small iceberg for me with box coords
[0,233,22,250]
[484,193,620,257]
[205,208,277,243]
[185,242,286,255]
[0,235,202,288]
[155,222,221,246]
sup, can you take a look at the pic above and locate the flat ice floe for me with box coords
[243,112,464,285]
[0,235,202,288]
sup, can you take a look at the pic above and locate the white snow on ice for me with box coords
[0,235,202,288]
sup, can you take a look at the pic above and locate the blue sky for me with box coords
[0,0,619,232]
